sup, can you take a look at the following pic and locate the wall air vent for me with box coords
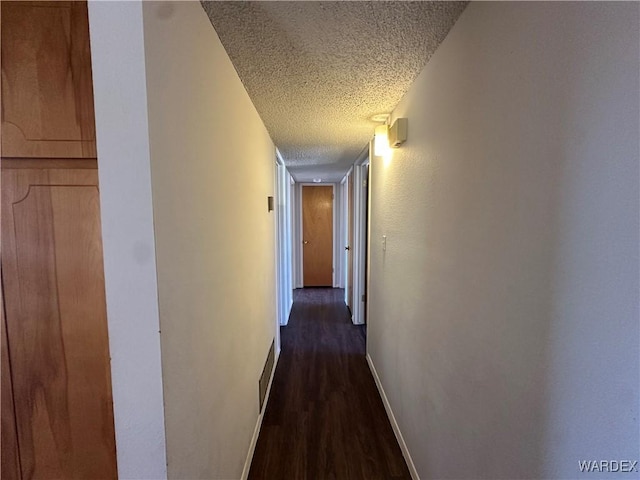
[258,339,275,412]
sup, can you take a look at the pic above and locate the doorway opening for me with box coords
[341,148,370,325]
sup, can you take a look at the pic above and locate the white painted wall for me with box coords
[367,2,639,479]
[88,2,168,478]
[142,2,278,478]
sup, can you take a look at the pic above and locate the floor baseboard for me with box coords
[366,353,420,480]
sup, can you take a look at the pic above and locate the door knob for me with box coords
[345,246,350,251]
[303,240,309,245]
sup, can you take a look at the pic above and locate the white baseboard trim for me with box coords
[366,353,420,480]
[281,300,293,326]
[241,348,281,480]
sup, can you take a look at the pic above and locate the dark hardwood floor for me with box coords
[248,288,411,480]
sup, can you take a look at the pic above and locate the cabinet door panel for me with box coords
[1,2,96,158]
[2,168,116,479]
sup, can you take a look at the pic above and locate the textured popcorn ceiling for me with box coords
[201,1,467,182]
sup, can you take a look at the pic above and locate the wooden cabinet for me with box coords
[1,2,117,478]
[1,1,96,159]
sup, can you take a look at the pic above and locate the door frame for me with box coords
[341,166,354,309]
[275,150,293,327]
[351,147,370,325]
[294,183,338,288]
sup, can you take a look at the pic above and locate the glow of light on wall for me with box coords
[374,125,391,157]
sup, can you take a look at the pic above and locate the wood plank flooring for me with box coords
[249,288,411,480]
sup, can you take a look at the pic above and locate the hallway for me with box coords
[20,2,633,477]
[249,289,410,479]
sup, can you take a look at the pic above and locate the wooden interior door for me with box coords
[1,166,117,479]
[346,174,354,310]
[302,186,333,286]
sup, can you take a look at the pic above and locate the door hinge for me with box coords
[361,294,366,302]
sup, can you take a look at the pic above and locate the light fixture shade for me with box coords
[374,125,390,157]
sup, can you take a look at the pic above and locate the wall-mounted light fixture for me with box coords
[373,118,407,157]
[374,124,390,157]
[389,118,408,147]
